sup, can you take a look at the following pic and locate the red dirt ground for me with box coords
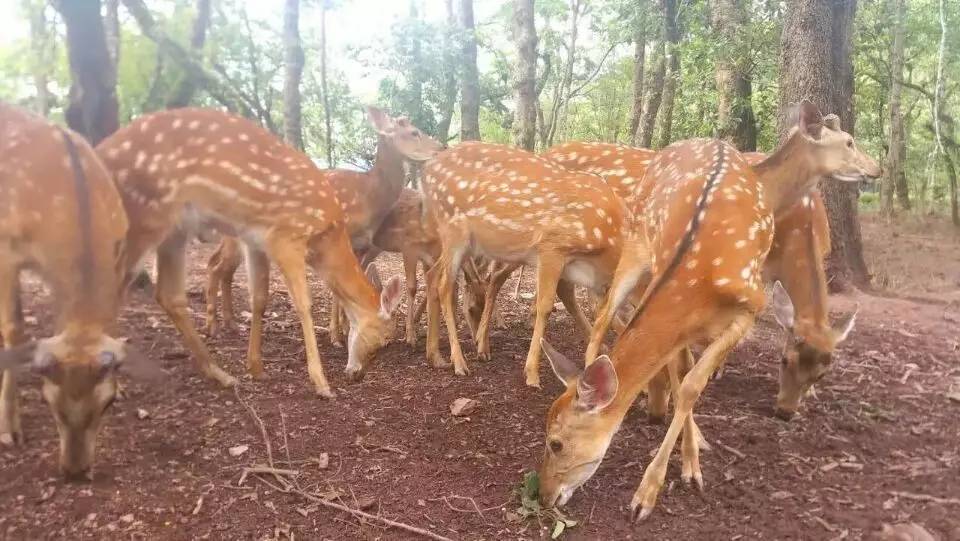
[1,213,958,540]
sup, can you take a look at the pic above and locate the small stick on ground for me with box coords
[890,491,960,505]
[718,442,746,460]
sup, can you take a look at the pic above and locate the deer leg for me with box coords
[557,279,591,341]
[219,240,241,332]
[434,229,470,375]
[586,236,650,364]
[402,253,419,347]
[242,246,270,380]
[0,269,24,446]
[154,231,237,387]
[646,366,671,424]
[524,254,564,388]
[631,312,753,521]
[670,348,706,488]
[264,234,334,398]
[204,237,241,336]
[713,352,732,380]
[329,297,344,347]
[424,262,448,368]
[476,262,520,362]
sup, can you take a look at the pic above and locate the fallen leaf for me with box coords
[820,461,839,472]
[878,523,937,541]
[136,408,150,420]
[119,514,134,524]
[204,417,220,428]
[770,490,793,500]
[356,496,376,510]
[450,397,478,417]
[946,392,960,404]
[315,453,330,469]
[228,445,249,457]
[551,520,566,539]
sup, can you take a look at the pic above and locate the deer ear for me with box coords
[833,307,858,343]
[365,106,393,136]
[379,275,404,317]
[577,355,618,411]
[771,281,795,330]
[541,338,580,386]
[798,100,824,139]
[0,341,38,371]
[364,262,383,293]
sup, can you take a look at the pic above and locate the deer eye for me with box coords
[549,439,563,453]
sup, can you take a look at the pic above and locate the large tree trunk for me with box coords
[104,0,120,70]
[435,0,457,144]
[459,0,480,141]
[628,27,646,146]
[882,0,906,216]
[654,0,679,149]
[637,39,665,149]
[56,0,118,145]
[711,0,756,151]
[944,149,960,227]
[320,1,333,167]
[26,0,53,117]
[165,0,212,109]
[512,0,538,151]
[282,0,305,151]
[544,0,582,147]
[781,0,869,290]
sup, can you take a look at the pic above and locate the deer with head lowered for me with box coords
[96,108,429,397]
[0,104,159,479]
[420,142,628,385]
[536,101,880,520]
[201,108,444,347]
[545,144,858,420]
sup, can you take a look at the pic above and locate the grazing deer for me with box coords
[96,108,419,398]
[545,146,858,419]
[0,104,157,478]
[535,102,881,520]
[420,142,628,385]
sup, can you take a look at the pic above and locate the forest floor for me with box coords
[2,212,959,541]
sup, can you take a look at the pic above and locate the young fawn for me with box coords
[420,142,627,385]
[97,108,413,398]
[536,102,880,520]
[0,104,158,479]
[547,144,857,419]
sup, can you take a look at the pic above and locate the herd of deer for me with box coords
[0,98,880,522]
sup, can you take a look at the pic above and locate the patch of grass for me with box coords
[510,471,579,539]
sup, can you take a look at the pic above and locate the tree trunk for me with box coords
[320,1,333,167]
[655,0,679,149]
[545,0,582,148]
[435,0,457,144]
[628,27,646,146]
[282,0,305,151]
[165,0,212,109]
[56,0,118,145]
[637,38,665,149]
[26,0,53,117]
[459,0,481,141]
[711,0,756,151]
[104,0,120,70]
[882,0,905,216]
[944,149,960,227]
[780,0,869,290]
[512,0,538,151]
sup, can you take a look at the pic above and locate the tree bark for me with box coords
[780,0,869,290]
[26,0,53,117]
[655,0,679,149]
[104,0,120,70]
[637,38,665,149]
[56,0,119,145]
[882,0,906,215]
[628,27,646,146]
[512,0,538,151]
[320,1,333,167]
[710,0,756,151]
[944,149,960,227]
[282,0,305,151]
[165,0,212,109]
[458,0,480,141]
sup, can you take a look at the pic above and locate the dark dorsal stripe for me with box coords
[627,140,727,328]
[58,127,95,290]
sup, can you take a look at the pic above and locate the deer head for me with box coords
[366,106,444,162]
[344,262,404,380]
[0,332,160,480]
[770,281,857,419]
[537,339,621,507]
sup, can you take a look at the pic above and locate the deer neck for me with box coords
[367,135,407,223]
[753,135,819,216]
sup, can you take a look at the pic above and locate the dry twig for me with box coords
[890,491,960,505]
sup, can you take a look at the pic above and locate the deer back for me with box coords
[542,141,656,202]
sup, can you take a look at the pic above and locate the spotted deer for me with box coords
[420,142,628,385]
[202,108,443,347]
[0,104,158,479]
[535,102,881,520]
[96,108,415,398]
[545,145,858,419]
